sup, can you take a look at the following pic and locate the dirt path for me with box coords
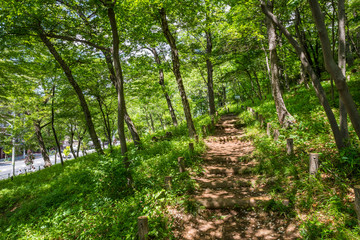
[173,114,300,239]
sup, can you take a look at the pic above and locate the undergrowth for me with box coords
[0,115,211,239]
[226,74,360,239]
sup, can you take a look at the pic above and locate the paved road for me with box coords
[0,142,118,181]
[0,150,95,180]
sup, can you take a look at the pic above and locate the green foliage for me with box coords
[229,75,360,239]
[0,114,210,239]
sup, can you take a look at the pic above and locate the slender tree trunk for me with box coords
[338,0,349,142]
[105,4,132,184]
[261,42,272,93]
[102,50,141,146]
[300,64,309,88]
[247,71,258,100]
[294,8,310,89]
[77,137,82,157]
[69,127,77,159]
[38,31,103,155]
[96,96,112,149]
[238,81,254,103]
[309,0,360,141]
[265,1,294,127]
[260,0,345,149]
[34,120,51,167]
[51,85,64,166]
[149,48,178,126]
[253,71,263,100]
[205,31,216,117]
[159,7,196,138]
[158,113,166,130]
[330,0,337,102]
[124,110,141,147]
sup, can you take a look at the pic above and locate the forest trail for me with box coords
[174,114,300,239]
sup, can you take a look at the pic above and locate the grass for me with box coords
[226,72,360,239]
[0,115,211,239]
[1,71,360,239]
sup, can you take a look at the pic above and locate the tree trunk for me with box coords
[338,0,349,142]
[124,110,141,147]
[309,0,360,141]
[51,85,64,166]
[261,42,272,93]
[260,0,344,150]
[205,31,216,117]
[34,120,52,167]
[38,31,103,155]
[102,50,141,146]
[159,7,197,138]
[105,4,132,184]
[96,96,112,149]
[69,127,77,159]
[253,71,263,100]
[294,8,310,89]
[238,81,254,104]
[149,48,178,126]
[158,113,166,130]
[265,1,294,127]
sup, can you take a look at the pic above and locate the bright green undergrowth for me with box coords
[0,115,211,239]
[227,74,360,239]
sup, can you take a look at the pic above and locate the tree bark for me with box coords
[205,31,216,117]
[309,0,360,141]
[38,31,103,155]
[260,0,344,149]
[96,96,112,149]
[149,48,178,126]
[338,0,349,142]
[102,50,141,146]
[253,71,263,100]
[159,7,197,138]
[34,120,52,167]
[76,129,85,158]
[294,9,310,89]
[51,85,64,166]
[265,1,294,127]
[105,3,132,184]
[69,125,77,159]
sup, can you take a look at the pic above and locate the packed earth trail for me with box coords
[173,114,300,239]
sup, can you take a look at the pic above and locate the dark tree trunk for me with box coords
[294,8,310,89]
[260,0,345,149]
[253,71,263,100]
[105,4,132,184]
[265,1,294,127]
[158,113,166,130]
[69,126,77,159]
[77,137,82,157]
[51,85,64,166]
[124,110,141,147]
[238,81,254,104]
[96,96,112,149]
[102,50,141,147]
[205,31,216,117]
[309,0,360,141]
[34,120,52,167]
[38,31,103,155]
[245,70,261,100]
[159,7,196,138]
[149,48,178,126]
[338,0,349,142]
